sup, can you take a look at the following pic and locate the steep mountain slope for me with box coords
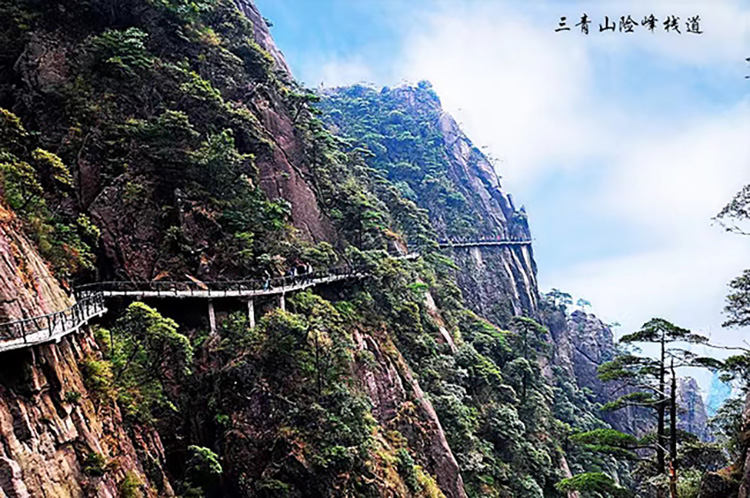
[677,377,710,442]
[0,207,171,496]
[320,85,538,324]
[0,0,588,496]
[0,0,712,497]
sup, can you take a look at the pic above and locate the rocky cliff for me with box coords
[545,309,650,435]
[321,84,538,324]
[547,309,712,442]
[0,0,654,496]
[677,377,710,442]
[0,208,171,497]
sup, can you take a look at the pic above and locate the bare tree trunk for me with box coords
[657,335,666,475]
[669,359,678,498]
[670,359,678,463]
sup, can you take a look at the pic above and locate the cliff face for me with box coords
[232,0,293,77]
[0,0,645,496]
[0,209,170,497]
[321,85,538,324]
[0,206,72,323]
[435,109,539,320]
[548,309,713,444]
[6,0,335,284]
[677,377,710,442]
[548,310,648,435]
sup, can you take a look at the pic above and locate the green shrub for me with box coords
[185,445,222,491]
[396,448,421,491]
[119,471,144,498]
[80,357,114,402]
[83,452,109,477]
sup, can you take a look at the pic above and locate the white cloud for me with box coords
[542,234,747,338]
[303,0,750,393]
[596,102,750,242]
[398,3,605,188]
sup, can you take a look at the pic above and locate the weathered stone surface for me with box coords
[0,204,171,497]
[699,471,739,498]
[546,309,651,435]
[354,330,467,498]
[0,206,72,324]
[677,377,710,441]
[0,333,173,498]
[232,0,293,77]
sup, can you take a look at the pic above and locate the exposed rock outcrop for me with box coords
[0,206,171,497]
[0,335,173,498]
[546,309,648,434]
[232,0,293,77]
[677,377,710,442]
[0,206,72,323]
[355,330,466,498]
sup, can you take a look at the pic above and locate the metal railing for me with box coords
[0,293,106,345]
[0,251,422,351]
[437,238,532,247]
[75,266,369,298]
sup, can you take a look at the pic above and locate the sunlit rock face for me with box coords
[676,377,711,442]
[0,208,171,497]
[322,84,539,325]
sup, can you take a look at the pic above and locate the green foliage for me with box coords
[185,445,222,491]
[208,292,381,494]
[119,471,144,498]
[81,357,114,402]
[0,109,96,277]
[570,429,641,461]
[679,441,727,472]
[96,303,192,423]
[0,0,302,279]
[88,27,153,78]
[83,452,109,477]
[619,318,702,345]
[0,1,649,495]
[545,289,573,311]
[64,390,82,404]
[31,149,73,189]
[318,84,501,240]
[555,472,631,498]
[396,448,422,492]
[709,397,746,459]
[571,429,640,448]
[675,468,703,498]
[723,269,750,328]
[715,184,750,235]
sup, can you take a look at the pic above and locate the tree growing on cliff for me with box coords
[508,316,549,403]
[579,319,718,497]
[97,302,193,422]
[546,288,573,309]
[715,183,750,236]
[601,320,712,471]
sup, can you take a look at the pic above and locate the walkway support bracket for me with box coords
[208,299,217,335]
[247,299,255,328]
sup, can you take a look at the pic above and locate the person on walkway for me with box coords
[263,270,271,291]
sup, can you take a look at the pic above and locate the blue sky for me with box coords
[256,0,750,391]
